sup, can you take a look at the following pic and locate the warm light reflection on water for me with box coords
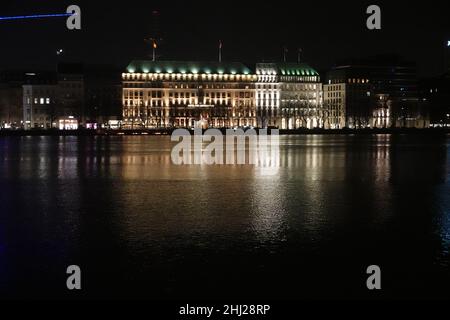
[0,134,449,299]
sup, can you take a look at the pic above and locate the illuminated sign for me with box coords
[59,119,78,130]
[188,104,214,108]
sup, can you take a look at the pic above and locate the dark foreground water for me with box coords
[0,134,449,300]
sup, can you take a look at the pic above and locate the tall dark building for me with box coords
[324,55,429,128]
[420,71,450,127]
[57,63,85,127]
[58,63,123,128]
[84,65,123,128]
[0,71,28,128]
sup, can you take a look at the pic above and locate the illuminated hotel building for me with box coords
[122,61,257,129]
[256,63,324,129]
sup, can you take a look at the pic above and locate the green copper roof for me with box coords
[126,61,252,75]
[276,63,319,76]
[257,63,319,76]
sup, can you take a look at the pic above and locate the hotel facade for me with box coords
[256,63,323,129]
[122,61,257,129]
[122,61,325,129]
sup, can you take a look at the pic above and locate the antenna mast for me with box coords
[146,10,162,61]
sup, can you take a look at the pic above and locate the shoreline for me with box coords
[0,127,449,137]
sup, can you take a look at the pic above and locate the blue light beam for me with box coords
[0,13,72,22]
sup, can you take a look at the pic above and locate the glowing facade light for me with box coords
[0,13,72,21]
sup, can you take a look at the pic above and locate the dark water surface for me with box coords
[0,135,449,300]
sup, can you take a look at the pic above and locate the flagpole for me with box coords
[151,39,157,62]
[219,40,222,63]
[153,41,156,62]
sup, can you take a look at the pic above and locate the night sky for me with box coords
[1,0,449,76]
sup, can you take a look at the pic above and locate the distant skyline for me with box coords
[1,0,449,76]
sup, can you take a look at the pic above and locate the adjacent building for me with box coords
[420,71,450,127]
[20,68,84,130]
[0,64,123,130]
[84,65,123,129]
[256,63,323,129]
[0,72,24,129]
[23,83,57,129]
[1,71,56,129]
[323,73,371,129]
[324,55,429,129]
[58,63,123,129]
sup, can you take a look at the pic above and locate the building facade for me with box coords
[420,71,450,127]
[324,55,429,129]
[21,69,83,130]
[256,63,323,129]
[0,64,123,130]
[57,65,85,126]
[57,63,123,129]
[122,61,257,129]
[0,71,56,129]
[256,63,327,130]
[324,78,372,129]
[0,84,22,129]
[84,65,123,128]
[23,84,57,129]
